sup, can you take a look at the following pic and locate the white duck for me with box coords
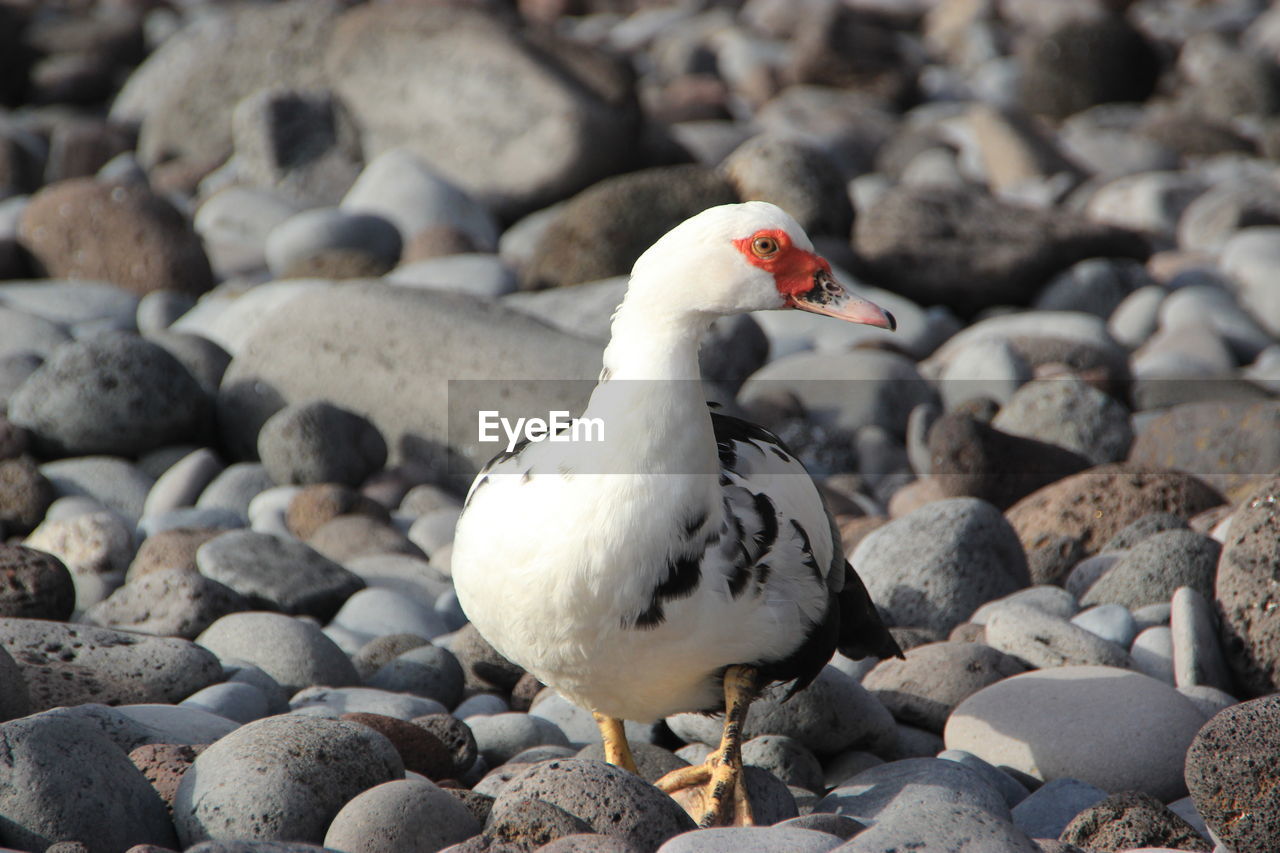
[452,201,902,826]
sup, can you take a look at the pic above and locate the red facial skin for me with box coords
[732,228,830,302]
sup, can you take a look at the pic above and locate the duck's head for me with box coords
[629,200,896,330]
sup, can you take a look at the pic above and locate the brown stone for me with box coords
[1215,477,1280,697]
[1060,790,1211,852]
[286,482,391,540]
[0,543,75,620]
[340,712,454,780]
[1005,464,1224,561]
[18,178,214,296]
[401,226,479,263]
[126,527,222,583]
[1128,400,1280,503]
[510,671,543,713]
[128,743,203,811]
[306,513,425,563]
[0,456,53,535]
[412,712,479,778]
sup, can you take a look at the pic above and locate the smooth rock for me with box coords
[944,665,1206,800]
[197,611,359,694]
[0,543,75,620]
[530,691,656,749]
[39,456,154,524]
[991,376,1133,465]
[141,448,224,518]
[1170,586,1232,691]
[984,604,1133,670]
[937,749,1031,809]
[467,713,571,766]
[324,779,482,853]
[181,681,271,725]
[332,587,448,643]
[197,463,275,516]
[196,530,365,620]
[265,207,401,279]
[970,586,1080,625]
[1130,626,1175,683]
[656,826,841,853]
[834,801,1037,852]
[173,714,404,846]
[84,566,250,639]
[367,644,465,709]
[851,497,1031,635]
[862,641,1026,733]
[388,254,516,299]
[290,685,445,720]
[818,756,1012,824]
[1071,604,1140,649]
[1011,777,1109,841]
[1034,257,1152,319]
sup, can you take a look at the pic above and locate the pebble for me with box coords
[670,665,896,757]
[367,644,465,709]
[341,148,498,251]
[180,681,271,724]
[0,712,179,852]
[196,462,275,516]
[9,331,209,458]
[1170,586,1233,691]
[332,587,448,644]
[1071,604,1140,649]
[195,529,365,620]
[1101,513,1190,552]
[991,375,1134,465]
[1011,777,1109,841]
[935,336,1031,409]
[137,506,245,541]
[861,641,1026,733]
[1064,554,1120,600]
[1185,694,1280,853]
[1034,257,1153,319]
[290,686,445,721]
[84,566,250,639]
[984,603,1133,670]
[937,749,1030,810]
[139,447,223,519]
[467,712,571,766]
[0,617,221,712]
[345,553,450,603]
[264,207,401,279]
[969,585,1080,625]
[529,691,656,749]
[196,611,359,695]
[388,254,516,299]
[0,543,75,620]
[1108,285,1166,350]
[1221,225,1280,336]
[324,779,483,853]
[740,735,825,793]
[306,514,424,564]
[39,457,154,524]
[1130,626,1176,683]
[257,400,387,488]
[837,801,1038,852]
[193,186,299,277]
[656,826,842,853]
[173,714,404,846]
[1083,529,1220,609]
[851,497,1031,634]
[819,756,1013,824]
[490,758,694,851]
[340,711,454,780]
[945,665,1208,801]
[285,482,391,539]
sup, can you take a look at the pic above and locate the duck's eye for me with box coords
[751,236,779,258]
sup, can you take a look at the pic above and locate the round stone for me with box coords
[1214,479,1280,695]
[340,712,454,781]
[819,757,1012,824]
[983,604,1133,670]
[862,641,1026,733]
[467,713,570,766]
[323,779,482,853]
[1081,529,1220,610]
[367,644,465,709]
[944,665,1207,801]
[851,497,1031,634]
[85,566,250,639]
[196,611,359,694]
[1185,694,1280,853]
[991,376,1133,465]
[257,400,388,488]
[0,543,75,620]
[173,715,404,846]
[0,455,53,535]
[1059,790,1211,852]
[264,207,402,279]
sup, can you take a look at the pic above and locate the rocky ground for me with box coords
[1,0,1280,851]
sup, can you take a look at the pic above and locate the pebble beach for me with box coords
[2,0,1280,852]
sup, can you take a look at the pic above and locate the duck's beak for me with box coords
[788,267,896,330]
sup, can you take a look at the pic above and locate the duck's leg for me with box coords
[593,711,639,774]
[655,664,759,827]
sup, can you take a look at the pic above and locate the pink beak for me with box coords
[789,268,896,330]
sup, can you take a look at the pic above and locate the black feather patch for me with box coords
[790,519,823,583]
[632,551,703,630]
[684,507,709,539]
[750,492,778,554]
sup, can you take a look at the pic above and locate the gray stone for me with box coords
[40,457,153,525]
[331,587,449,643]
[137,506,246,540]
[9,331,210,458]
[0,281,140,330]
[1222,226,1280,336]
[0,713,178,853]
[1161,284,1275,364]
[1010,777,1109,840]
[937,749,1030,809]
[1070,604,1139,649]
[1130,625,1175,683]
[834,802,1037,852]
[342,148,498,251]
[0,644,29,722]
[367,644,465,709]
[197,463,275,516]
[983,603,1133,670]
[1033,258,1153,319]
[467,712,571,766]
[196,530,365,620]
[181,681,271,724]
[1171,586,1232,692]
[217,282,602,470]
[530,691,656,749]
[1059,789,1211,852]
[1064,554,1119,601]
[490,758,694,851]
[936,337,1032,410]
[818,757,1012,824]
[173,715,404,846]
[264,207,401,278]
[991,376,1133,465]
[113,704,241,747]
[1101,512,1189,553]
[1107,285,1165,350]
[944,665,1206,801]
[850,498,1032,635]
[84,566,251,639]
[1177,684,1237,718]
[668,666,897,757]
[225,663,292,714]
[574,741,688,786]
[197,611,359,694]
[862,642,1027,733]
[656,826,842,853]
[289,685,445,720]
[141,448,224,518]
[344,553,450,602]
[1084,171,1205,239]
[1081,529,1221,610]
[969,586,1080,625]
[721,133,852,238]
[0,305,71,359]
[742,735,826,793]
[193,187,300,277]
[323,779,482,853]
[146,331,232,399]
[0,617,221,712]
[388,254,516,299]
